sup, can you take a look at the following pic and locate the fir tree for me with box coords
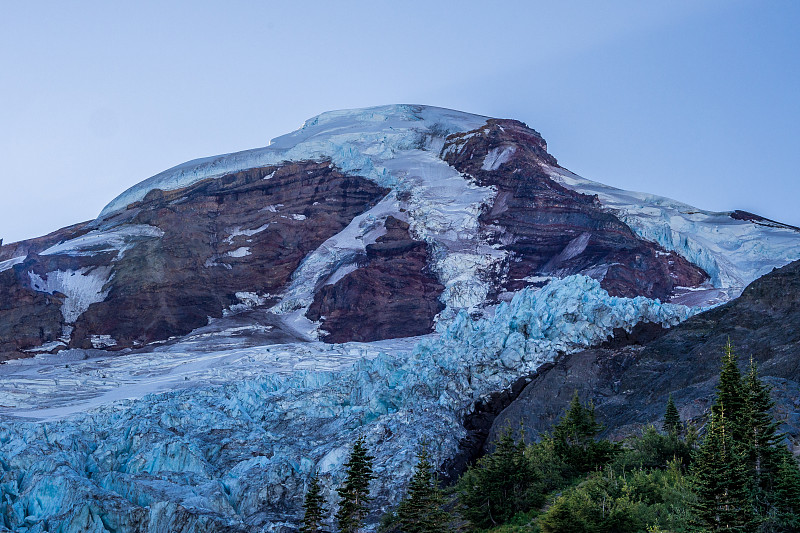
[773,446,800,531]
[301,474,327,533]
[457,428,536,528]
[713,340,748,443]
[552,390,615,473]
[691,406,755,532]
[335,437,375,533]
[396,447,451,533]
[743,356,783,520]
[663,394,681,437]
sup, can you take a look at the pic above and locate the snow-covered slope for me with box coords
[98,104,799,310]
[98,105,501,324]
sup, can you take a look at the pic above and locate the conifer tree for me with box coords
[335,437,375,533]
[457,428,536,528]
[744,358,782,478]
[301,473,327,533]
[663,394,681,436]
[552,390,614,472]
[692,406,755,532]
[713,340,748,443]
[773,446,800,530]
[396,447,451,533]
[741,356,784,523]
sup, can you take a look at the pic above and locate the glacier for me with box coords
[3,103,798,532]
[547,165,800,297]
[0,276,695,532]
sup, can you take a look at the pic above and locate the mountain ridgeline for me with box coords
[2,105,795,359]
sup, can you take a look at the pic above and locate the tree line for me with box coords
[301,341,800,532]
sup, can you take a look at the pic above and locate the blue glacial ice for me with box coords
[0,276,695,532]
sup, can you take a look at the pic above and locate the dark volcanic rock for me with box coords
[730,210,800,231]
[307,216,445,342]
[489,259,800,451]
[442,120,708,300]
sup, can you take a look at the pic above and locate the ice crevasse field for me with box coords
[0,276,696,531]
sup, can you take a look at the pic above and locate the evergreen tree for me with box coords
[743,357,782,496]
[301,474,328,533]
[335,437,375,533]
[691,406,755,532]
[773,447,800,531]
[664,394,681,437]
[457,428,537,528]
[396,447,451,533]
[713,340,748,443]
[553,390,616,473]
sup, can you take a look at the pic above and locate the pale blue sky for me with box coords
[1,1,798,243]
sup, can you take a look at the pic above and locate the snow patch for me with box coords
[22,341,67,354]
[40,225,163,258]
[270,194,398,324]
[225,247,251,258]
[481,146,516,171]
[325,263,359,286]
[224,224,269,244]
[223,292,272,315]
[0,255,26,272]
[28,267,113,323]
[90,335,117,349]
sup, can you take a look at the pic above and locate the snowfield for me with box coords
[0,276,695,532]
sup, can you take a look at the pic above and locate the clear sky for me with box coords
[1,1,798,244]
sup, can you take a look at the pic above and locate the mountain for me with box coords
[0,105,798,532]
[2,105,797,358]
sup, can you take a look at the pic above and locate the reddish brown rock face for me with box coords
[0,268,64,357]
[0,161,390,354]
[0,223,100,357]
[71,162,389,348]
[0,118,714,359]
[307,216,444,342]
[442,119,708,300]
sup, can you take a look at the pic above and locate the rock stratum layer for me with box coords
[0,105,799,532]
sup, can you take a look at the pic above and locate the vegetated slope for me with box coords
[489,259,800,450]
[1,105,798,360]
